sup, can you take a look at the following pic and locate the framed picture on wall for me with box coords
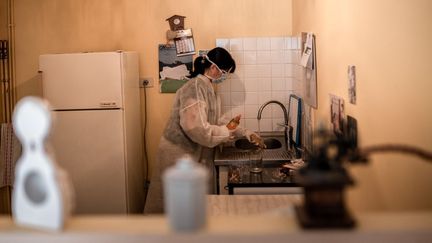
[158,44,193,93]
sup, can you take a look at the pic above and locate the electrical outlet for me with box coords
[139,77,154,88]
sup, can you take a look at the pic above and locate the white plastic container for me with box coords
[162,156,208,232]
[12,97,74,231]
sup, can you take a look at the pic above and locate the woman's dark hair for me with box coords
[189,47,236,78]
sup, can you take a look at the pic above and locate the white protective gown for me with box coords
[144,74,249,214]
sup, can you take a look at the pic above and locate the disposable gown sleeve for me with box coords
[179,98,231,148]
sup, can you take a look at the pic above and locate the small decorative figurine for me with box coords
[12,97,74,231]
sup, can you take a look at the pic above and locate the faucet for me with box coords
[257,100,290,150]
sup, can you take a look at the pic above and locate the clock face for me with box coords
[173,18,180,25]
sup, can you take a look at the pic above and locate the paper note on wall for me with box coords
[300,32,313,68]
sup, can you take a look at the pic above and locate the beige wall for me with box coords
[293,0,432,211]
[14,0,123,98]
[14,0,431,212]
[0,0,7,39]
[13,0,292,188]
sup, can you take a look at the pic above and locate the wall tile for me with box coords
[284,64,293,77]
[292,78,302,93]
[244,119,258,131]
[271,64,284,77]
[293,50,301,64]
[256,64,271,78]
[296,37,302,50]
[258,91,272,105]
[244,91,258,104]
[294,64,302,80]
[230,78,245,92]
[231,51,244,65]
[272,91,287,103]
[284,37,292,50]
[216,39,230,50]
[218,78,231,92]
[271,77,285,91]
[219,92,231,106]
[245,104,259,118]
[284,50,293,64]
[271,50,284,64]
[271,37,285,50]
[230,38,243,51]
[257,51,271,64]
[221,106,232,118]
[244,51,257,64]
[231,92,246,106]
[234,65,245,78]
[257,37,271,50]
[258,78,271,91]
[285,77,294,90]
[244,65,259,78]
[291,37,298,49]
[243,37,257,51]
[244,78,258,92]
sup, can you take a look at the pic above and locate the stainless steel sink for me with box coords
[214,131,292,166]
[234,138,282,150]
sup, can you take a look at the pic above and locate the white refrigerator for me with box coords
[39,51,144,214]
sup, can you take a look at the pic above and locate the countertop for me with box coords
[1,195,432,243]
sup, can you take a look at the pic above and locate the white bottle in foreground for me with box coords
[163,156,208,232]
[12,97,74,231]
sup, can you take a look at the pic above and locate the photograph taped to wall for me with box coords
[348,65,356,104]
[329,94,345,136]
[158,44,193,93]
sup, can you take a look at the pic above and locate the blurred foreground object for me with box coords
[295,127,432,229]
[12,97,74,231]
[163,156,208,232]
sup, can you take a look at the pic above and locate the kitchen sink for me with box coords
[214,131,292,167]
[234,138,282,150]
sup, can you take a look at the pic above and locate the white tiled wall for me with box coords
[216,37,302,132]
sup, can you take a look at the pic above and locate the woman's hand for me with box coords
[245,130,266,149]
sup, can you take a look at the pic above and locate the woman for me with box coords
[144,47,261,214]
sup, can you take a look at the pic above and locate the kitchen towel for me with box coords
[0,123,21,188]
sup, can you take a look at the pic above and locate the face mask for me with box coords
[204,55,230,84]
[212,72,228,84]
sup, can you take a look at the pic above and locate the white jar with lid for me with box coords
[162,156,208,232]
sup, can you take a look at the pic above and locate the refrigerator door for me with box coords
[40,52,124,110]
[49,109,127,214]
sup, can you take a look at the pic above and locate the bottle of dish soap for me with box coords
[226,114,241,130]
[162,156,208,232]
